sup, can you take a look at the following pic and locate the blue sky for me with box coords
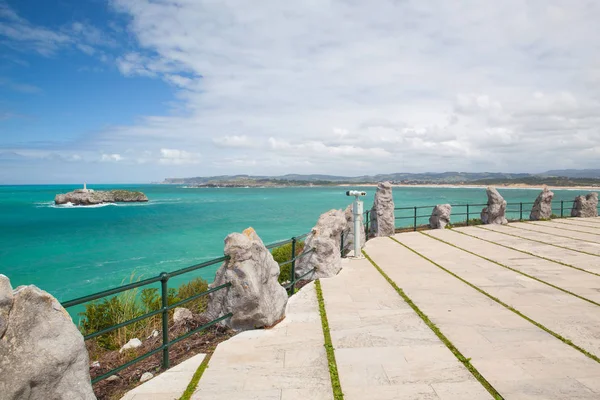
[1,0,600,184]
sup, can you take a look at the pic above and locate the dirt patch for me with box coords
[90,315,234,400]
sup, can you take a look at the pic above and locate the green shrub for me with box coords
[550,213,559,219]
[271,241,305,283]
[467,218,483,226]
[79,274,210,350]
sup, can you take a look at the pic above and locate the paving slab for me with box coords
[192,281,333,400]
[514,221,600,243]
[424,228,600,303]
[550,218,600,230]
[364,236,600,400]
[319,257,492,400]
[120,353,206,400]
[455,226,600,274]
[531,220,600,236]
[481,223,600,256]
[392,232,600,359]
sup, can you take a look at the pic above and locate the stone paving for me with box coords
[190,217,600,399]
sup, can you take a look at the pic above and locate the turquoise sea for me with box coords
[1,184,597,304]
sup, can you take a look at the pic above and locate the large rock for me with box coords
[429,204,452,229]
[205,228,288,331]
[571,192,599,217]
[54,189,148,206]
[0,275,96,400]
[530,187,554,221]
[296,209,347,279]
[480,187,508,225]
[369,182,395,236]
[342,204,365,255]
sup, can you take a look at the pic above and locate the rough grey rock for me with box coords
[0,274,96,400]
[429,204,452,229]
[530,187,554,221]
[140,372,153,383]
[173,307,193,324]
[54,189,148,206]
[480,187,508,225]
[296,209,347,279]
[342,204,366,255]
[106,375,120,382]
[119,338,142,353]
[369,182,395,237]
[571,192,599,217]
[206,228,288,331]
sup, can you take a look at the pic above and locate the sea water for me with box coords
[0,184,596,303]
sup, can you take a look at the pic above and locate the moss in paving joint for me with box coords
[179,352,213,400]
[504,224,600,246]
[474,225,600,258]
[361,250,504,400]
[388,236,600,365]
[315,279,344,400]
[550,219,600,229]
[420,231,600,308]
[453,229,600,278]
[525,221,600,238]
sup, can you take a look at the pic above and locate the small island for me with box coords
[55,183,148,206]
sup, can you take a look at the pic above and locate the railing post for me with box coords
[365,211,369,240]
[160,272,170,369]
[413,207,417,232]
[561,200,564,218]
[466,204,470,225]
[340,231,344,255]
[519,202,523,220]
[290,237,297,295]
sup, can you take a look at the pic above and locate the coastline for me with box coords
[336,183,600,191]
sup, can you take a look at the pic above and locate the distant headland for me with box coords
[55,184,148,206]
[161,170,600,189]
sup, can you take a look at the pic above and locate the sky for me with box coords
[1,0,600,184]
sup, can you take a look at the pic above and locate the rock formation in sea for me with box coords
[0,274,96,400]
[571,192,599,217]
[205,228,288,331]
[296,209,346,279]
[55,189,148,206]
[530,187,554,221]
[369,181,395,236]
[342,204,365,255]
[481,187,508,225]
[429,204,452,229]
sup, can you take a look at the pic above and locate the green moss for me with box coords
[362,251,503,400]
[179,353,213,400]
[315,280,344,400]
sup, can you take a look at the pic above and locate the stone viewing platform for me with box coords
[188,217,600,399]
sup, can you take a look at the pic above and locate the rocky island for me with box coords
[55,184,148,206]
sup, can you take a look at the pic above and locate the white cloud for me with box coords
[5,0,600,182]
[101,153,123,162]
[159,148,200,165]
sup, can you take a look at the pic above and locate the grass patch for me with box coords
[361,251,503,400]
[421,231,600,308]
[314,280,344,400]
[475,225,600,258]
[388,236,600,364]
[271,240,305,284]
[179,353,213,400]
[454,229,600,278]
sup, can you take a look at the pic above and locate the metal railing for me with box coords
[62,231,320,384]
[362,199,599,233]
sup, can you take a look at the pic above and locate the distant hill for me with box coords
[161,170,600,187]
[542,169,600,179]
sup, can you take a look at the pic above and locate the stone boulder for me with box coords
[205,228,288,331]
[342,204,366,255]
[429,204,452,229]
[530,187,554,221]
[571,192,599,218]
[296,209,347,279]
[0,275,96,400]
[54,189,148,206]
[369,182,395,237]
[480,187,508,225]
[173,307,193,324]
